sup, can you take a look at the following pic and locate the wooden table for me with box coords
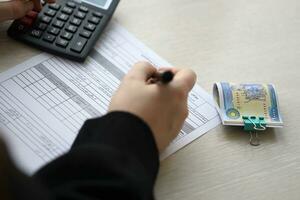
[1,0,300,199]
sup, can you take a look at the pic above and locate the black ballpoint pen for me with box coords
[151,71,174,84]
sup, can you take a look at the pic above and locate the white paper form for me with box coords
[0,22,220,174]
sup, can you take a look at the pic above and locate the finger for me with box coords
[31,0,42,12]
[172,69,197,93]
[0,0,34,21]
[158,67,179,74]
[128,61,157,81]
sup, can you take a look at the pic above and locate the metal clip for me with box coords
[242,116,267,146]
[248,116,266,131]
[249,131,260,146]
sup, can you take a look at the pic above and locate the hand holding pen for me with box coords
[109,61,196,152]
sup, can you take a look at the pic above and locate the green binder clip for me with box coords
[242,116,267,146]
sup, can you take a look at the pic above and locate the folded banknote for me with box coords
[213,82,283,127]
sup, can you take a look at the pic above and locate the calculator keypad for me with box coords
[66,24,77,33]
[75,11,86,19]
[79,6,89,13]
[48,27,60,35]
[36,22,48,31]
[84,23,96,31]
[56,38,69,48]
[71,37,87,53]
[43,33,56,43]
[93,12,103,18]
[52,20,65,28]
[44,9,56,17]
[41,16,52,24]
[7,0,119,62]
[80,30,92,38]
[30,29,43,38]
[66,1,76,8]
[57,13,69,21]
[88,17,100,24]
[70,18,82,26]
[35,2,103,50]
[49,3,61,10]
[62,7,73,15]
[61,31,73,40]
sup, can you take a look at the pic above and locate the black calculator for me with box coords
[7,0,119,62]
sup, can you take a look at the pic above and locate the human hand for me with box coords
[0,0,55,22]
[109,62,196,153]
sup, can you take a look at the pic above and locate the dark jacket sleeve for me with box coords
[1,111,160,200]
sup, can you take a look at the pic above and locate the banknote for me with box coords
[213,82,283,127]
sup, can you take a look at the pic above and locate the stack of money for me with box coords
[213,82,283,127]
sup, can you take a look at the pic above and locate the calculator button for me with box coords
[15,24,27,33]
[66,1,76,8]
[49,3,61,10]
[74,11,86,19]
[88,17,100,24]
[61,31,73,40]
[79,5,89,13]
[84,23,96,31]
[57,13,69,21]
[41,16,52,24]
[52,20,65,28]
[65,24,77,33]
[93,12,103,18]
[26,11,38,19]
[48,27,60,36]
[61,7,73,15]
[70,18,82,26]
[20,17,34,26]
[56,38,69,48]
[43,33,56,43]
[36,22,48,30]
[30,29,42,38]
[44,9,56,17]
[71,37,87,53]
[79,30,92,38]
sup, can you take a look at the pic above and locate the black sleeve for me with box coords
[1,112,159,200]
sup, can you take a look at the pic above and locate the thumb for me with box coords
[172,69,197,93]
[0,0,34,21]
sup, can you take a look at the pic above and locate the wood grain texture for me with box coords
[0,0,299,199]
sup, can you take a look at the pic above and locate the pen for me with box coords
[151,70,174,84]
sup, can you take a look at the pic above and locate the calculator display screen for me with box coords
[81,0,112,9]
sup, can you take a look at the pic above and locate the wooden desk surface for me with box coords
[1,0,300,199]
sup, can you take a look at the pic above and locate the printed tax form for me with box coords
[0,22,221,174]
